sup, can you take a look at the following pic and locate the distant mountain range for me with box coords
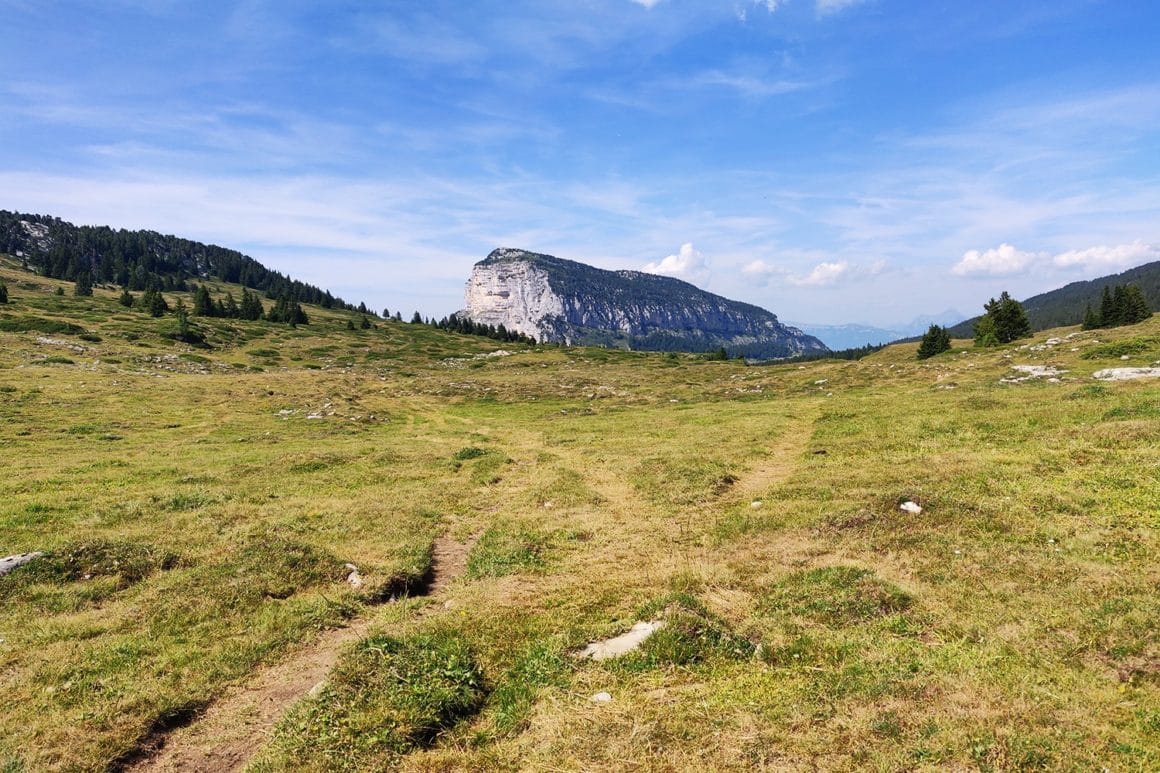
[946,261,1160,338]
[461,248,828,359]
[789,310,964,350]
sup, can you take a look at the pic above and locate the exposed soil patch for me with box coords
[123,535,473,773]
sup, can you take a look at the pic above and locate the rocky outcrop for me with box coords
[461,248,828,359]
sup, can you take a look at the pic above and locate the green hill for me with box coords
[947,260,1160,337]
[0,209,368,312]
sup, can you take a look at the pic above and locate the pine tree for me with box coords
[119,288,135,307]
[359,315,371,329]
[0,282,7,304]
[239,289,264,320]
[74,271,93,297]
[193,285,215,317]
[916,324,951,359]
[410,311,422,324]
[1098,286,1114,328]
[1081,303,1100,330]
[979,291,1029,344]
[1124,284,1151,323]
[973,315,1000,347]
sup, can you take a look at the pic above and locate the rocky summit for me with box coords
[460,248,828,360]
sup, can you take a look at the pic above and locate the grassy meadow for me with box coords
[1,256,1158,771]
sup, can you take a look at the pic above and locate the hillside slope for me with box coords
[0,210,364,311]
[462,248,828,359]
[947,260,1160,337]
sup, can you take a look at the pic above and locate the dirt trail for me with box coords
[125,535,471,773]
[729,408,822,502]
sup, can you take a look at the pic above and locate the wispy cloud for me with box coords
[816,0,868,17]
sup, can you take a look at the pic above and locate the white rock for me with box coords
[344,563,365,589]
[899,501,923,514]
[750,500,763,509]
[0,552,44,576]
[589,692,613,703]
[581,621,666,660]
[1120,355,1131,360]
[1092,367,1160,381]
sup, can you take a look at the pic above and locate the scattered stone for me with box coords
[1001,365,1068,383]
[0,551,44,576]
[589,692,613,703]
[812,448,827,455]
[344,563,364,589]
[750,500,763,509]
[814,379,828,385]
[1092,367,1160,381]
[1120,355,1131,360]
[899,501,923,515]
[308,680,327,698]
[306,413,324,420]
[580,621,666,661]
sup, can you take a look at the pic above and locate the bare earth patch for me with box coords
[125,535,472,773]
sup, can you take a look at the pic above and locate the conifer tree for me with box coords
[1081,303,1100,330]
[0,282,7,304]
[73,271,93,297]
[916,324,951,359]
[360,315,371,329]
[119,288,135,307]
[977,291,1029,344]
[1124,284,1151,323]
[193,285,215,316]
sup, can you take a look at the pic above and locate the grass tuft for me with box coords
[265,630,485,771]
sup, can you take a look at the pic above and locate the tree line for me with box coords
[1082,284,1151,329]
[0,210,362,312]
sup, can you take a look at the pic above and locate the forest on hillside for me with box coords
[0,210,362,311]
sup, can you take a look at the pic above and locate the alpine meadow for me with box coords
[1,254,1157,771]
[4,2,1160,771]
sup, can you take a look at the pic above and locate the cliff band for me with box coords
[460,248,828,359]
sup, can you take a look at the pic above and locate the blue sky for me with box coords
[2,0,1159,326]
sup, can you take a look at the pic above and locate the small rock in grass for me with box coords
[589,692,613,703]
[344,562,364,589]
[0,552,44,576]
[899,501,923,515]
[750,500,763,509]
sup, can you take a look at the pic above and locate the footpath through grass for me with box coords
[0,258,1157,770]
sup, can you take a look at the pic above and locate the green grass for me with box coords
[260,629,485,771]
[1,256,1158,770]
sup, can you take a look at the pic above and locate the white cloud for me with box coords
[816,0,867,15]
[789,260,850,286]
[951,243,1043,277]
[1052,240,1159,271]
[742,258,781,276]
[631,0,664,8]
[642,242,710,284]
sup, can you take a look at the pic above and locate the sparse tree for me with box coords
[1081,302,1100,330]
[976,291,1029,345]
[119,288,135,307]
[410,311,423,324]
[0,282,7,304]
[916,324,951,359]
[359,315,371,330]
[73,271,93,297]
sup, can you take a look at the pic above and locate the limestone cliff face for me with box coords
[461,248,828,359]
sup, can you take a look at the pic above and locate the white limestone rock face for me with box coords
[462,251,567,342]
[459,248,829,359]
